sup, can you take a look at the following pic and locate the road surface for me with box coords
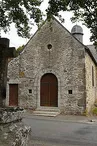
[23,115,97,146]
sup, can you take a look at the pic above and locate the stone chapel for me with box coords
[6,17,97,115]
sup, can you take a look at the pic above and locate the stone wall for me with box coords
[0,107,31,146]
[0,107,23,123]
[0,122,31,146]
[85,52,96,113]
[7,18,86,114]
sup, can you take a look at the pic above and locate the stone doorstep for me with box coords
[33,107,60,117]
[36,107,60,112]
[33,111,60,117]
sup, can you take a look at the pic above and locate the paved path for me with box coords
[23,113,97,146]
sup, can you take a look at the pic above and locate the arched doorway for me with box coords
[40,73,58,107]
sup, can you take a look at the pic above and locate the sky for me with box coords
[1,0,92,48]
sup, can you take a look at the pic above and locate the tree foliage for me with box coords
[15,45,24,56]
[1,0,97,45]
[0,0,42,38]
[47,0,97,45]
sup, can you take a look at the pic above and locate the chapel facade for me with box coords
[6,17,97,115]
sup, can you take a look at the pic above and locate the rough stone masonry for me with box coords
[0,38,15,107]
[0,38,31,146]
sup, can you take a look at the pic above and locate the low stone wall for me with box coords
[0,107,24,123]
[0,122,31,146]
[0,107,31,146]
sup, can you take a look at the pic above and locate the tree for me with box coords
[0,0,42,38]
[46,0,97,45]
[15,45,24,57]
[1,0,97,45]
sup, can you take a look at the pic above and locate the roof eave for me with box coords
[85,46,97,65]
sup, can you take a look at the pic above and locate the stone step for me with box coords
[36,107,60,112]
[33,110,60,117]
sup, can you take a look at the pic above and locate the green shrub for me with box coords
[92,107,97,115]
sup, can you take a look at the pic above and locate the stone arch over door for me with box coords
[40,73,58,107]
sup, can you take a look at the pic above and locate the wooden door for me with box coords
[9,84,18,106]
[40,74,58,107]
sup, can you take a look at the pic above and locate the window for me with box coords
[29,89,32,93]
[47,44,52,50]
[68,90,72,94]
[92,66,94,86]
